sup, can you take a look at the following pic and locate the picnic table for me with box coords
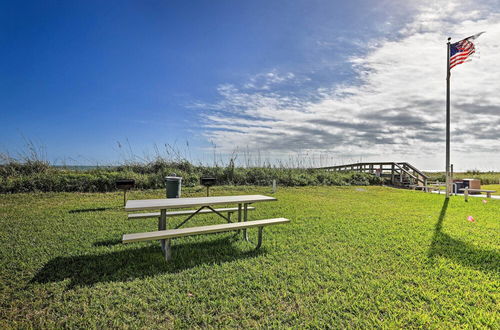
[123,195,289,261]
[459,187,497,201]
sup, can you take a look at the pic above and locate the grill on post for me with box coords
[116,179,135,206]
[200,177,216,196]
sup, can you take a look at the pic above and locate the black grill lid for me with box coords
[116,179,135,189]
[200,177,216,186]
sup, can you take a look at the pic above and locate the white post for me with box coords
[272,179,276,194]
[464,187,468,202]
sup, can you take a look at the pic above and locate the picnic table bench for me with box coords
[459,187,497,201]
[123,195,289,261]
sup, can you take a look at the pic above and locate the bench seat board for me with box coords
[459,189,496,193]
[123,218,289,243]
[128,207,255,219]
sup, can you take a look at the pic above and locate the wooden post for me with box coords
[464,187,468,202]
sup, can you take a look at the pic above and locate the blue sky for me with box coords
[1,0,499,170]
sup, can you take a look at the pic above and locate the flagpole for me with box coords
[445,37,451,198]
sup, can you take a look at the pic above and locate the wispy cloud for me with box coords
[243,70,300,90]
[200,0,500,170]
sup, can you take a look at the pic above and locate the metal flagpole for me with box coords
[445,37,451,198]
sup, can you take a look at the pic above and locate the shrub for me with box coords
[0,160,420,193]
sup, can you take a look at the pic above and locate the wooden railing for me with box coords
[317,162,428,186]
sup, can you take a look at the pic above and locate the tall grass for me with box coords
[3,140,497,193]
[0,158,384,193]
[4,160,500,194]
[0,140,385,193]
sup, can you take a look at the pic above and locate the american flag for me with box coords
[449,32,484,69]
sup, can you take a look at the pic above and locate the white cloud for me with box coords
[243,70,298,90]
[201,0,500,171]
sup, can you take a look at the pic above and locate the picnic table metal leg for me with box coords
[159,209,168,255]
[205,206,232,223]
[487,192,491,198]
[243,203,249,241]
[159,209,173,261]
[235,203,242,236]
[175,206,209,229]
[255,227,263,249]
[164,238,172,261]
[238,204,242,222]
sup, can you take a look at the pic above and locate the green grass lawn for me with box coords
[482,184,500,195]
[1,186,498,328]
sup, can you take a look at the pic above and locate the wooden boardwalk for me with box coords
[317,162,428,187]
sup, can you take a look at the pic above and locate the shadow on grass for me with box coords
[69,207,118,213]
[31,236,265,288]
[428,199,499,274]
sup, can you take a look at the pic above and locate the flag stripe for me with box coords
[450,50,475,65]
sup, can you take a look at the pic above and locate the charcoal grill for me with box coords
[116,179,135,205]
[200,177,216,196]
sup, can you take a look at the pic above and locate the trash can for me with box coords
[165,175,182,198]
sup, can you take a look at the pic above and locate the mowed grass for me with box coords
[0,186,498,328]
[483,184,500,196]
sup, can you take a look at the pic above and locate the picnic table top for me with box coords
[125,194,277,211]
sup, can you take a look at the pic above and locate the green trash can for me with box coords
[165,175,182,198]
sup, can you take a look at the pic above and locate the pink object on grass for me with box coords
[467,216,475,222]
